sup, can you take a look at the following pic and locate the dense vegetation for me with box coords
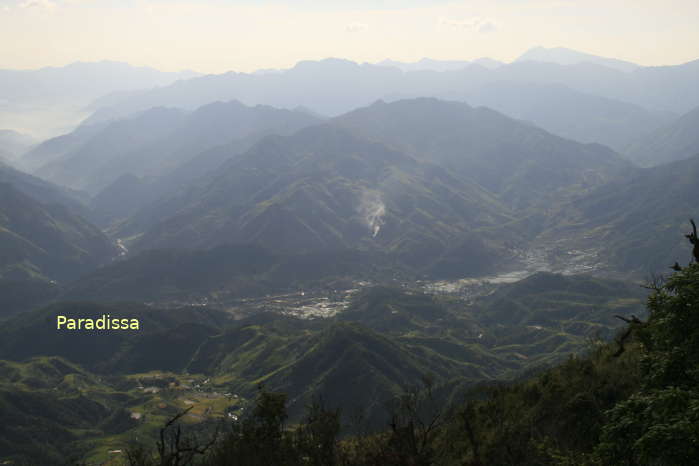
[120,251,699,466]
[2,54,699,466]
[0,271,648,464]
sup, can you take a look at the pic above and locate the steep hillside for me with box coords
[333,98,631,210]
[0,302,230,373]
[26,101,321,227]
[89,103,322,225]
[0,183,117,281]
[36,107,187,193]
[625,105,699,166]
[0,271,648,463]
[130,124,514,276]
[0,61,199,139]
[0,162,87,212]
[0,357,138,464]
[0,129,34,164]
[61,245,397,303]
[18,121,108,172]
[540,155,699,275]
[452,81,671,152]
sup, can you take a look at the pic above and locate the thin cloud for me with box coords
[19,0,56,9]
[478,20,496,33]
[439,16,497,33]
[345,22,369,33]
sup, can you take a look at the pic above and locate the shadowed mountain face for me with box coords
[0,302,230,372]
[0,183,117,282]
[333,98,631,210]
[18,122,109,173]
[60,244,402,303]
[28,101,322,203]
[625,105,699,166]
[0,162,87,212]
[35,107,187,194]
[0,277,645,442]
[97,98,642,280]
[130,124,513,275]
[538,153,699,275]
[443,82,672,153]
[0,164,106,314]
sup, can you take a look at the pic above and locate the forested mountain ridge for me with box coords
[625,105,699,166]
[0,182,117,283]
[128,123,515,277]
[332,98,630,210]
[30,101,321,196]
[0,270,648,463]
[537,153,699,275]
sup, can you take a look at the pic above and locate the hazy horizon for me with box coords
[1,0,699,73]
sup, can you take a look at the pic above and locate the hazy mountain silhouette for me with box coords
[0,61,199,138]
[88,56,699,125]
[377,57,502,72]
[19,122,109,172]
[0,129,35,164]
[35,107,187,193]
[33,101,321,198]
[333,98,630,210]
[440,81,672,152]
[625,105,699,166]
[515,46,639,72]
[0,162,87,212]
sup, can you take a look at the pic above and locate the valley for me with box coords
[1,38,698,465]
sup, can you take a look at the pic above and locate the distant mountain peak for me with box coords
[376,57,502,72]
[292,58,360,70]
[516,46,639,72]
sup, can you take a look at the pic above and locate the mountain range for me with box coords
[85,54,699,123]
[515,46,640,72]
[24,102,322,224]
[376,57,503,72]
[624,105,699,166]
[0,182,116,282]
[2,47,699,465]
[539,153,699,275]
[0,129,35,164]
[0,61,199,139]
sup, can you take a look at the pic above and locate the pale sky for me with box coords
[1,0,698,73]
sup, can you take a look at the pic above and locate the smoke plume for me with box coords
[358,189,386,238]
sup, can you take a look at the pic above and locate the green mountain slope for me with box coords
[0,270,647,463]
[333,98,631,210]
[0,302,230,373]
[61,245,400,302]
[0,182,117,282]
[625,105,699,166]
[132,124,514,276]
[0,357,138,464]
[540,154,699,275]
[0,161,87,212]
